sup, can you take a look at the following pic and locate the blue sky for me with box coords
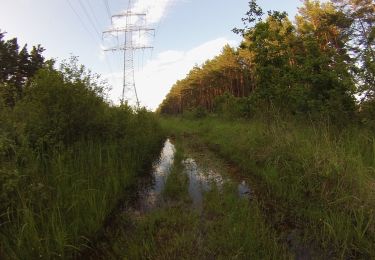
[0,0,304,109]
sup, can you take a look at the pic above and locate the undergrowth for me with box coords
[94,137,290,259]
[0,126,164,259]
[160,116,375,258]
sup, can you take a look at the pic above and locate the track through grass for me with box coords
[91,137,290,259]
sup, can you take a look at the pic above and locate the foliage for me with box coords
[158,45,252,115]
[0,33,164,258]
[360,99,375,130]
[161,116,375,258]
[333,0,375,100]
[158,0,370,124]
[0,30,45,107]
[15,57,110,148]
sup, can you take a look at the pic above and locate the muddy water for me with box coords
[138,139,175,211]
[138,138,252,211]
[183,157,252,208]
[238,180,252,198]
[183,157,224,208]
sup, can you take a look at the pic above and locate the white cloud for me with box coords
[131,0,174,24]
[106,0,176,52]
[104,37,238,110]
[110,0,175,29]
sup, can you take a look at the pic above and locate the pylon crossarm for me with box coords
[103,27,155,34]
[112,12,146,19]
[104,46,153,52]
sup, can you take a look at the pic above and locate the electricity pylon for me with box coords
[103,0,154,107]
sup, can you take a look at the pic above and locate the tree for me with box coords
[294,0,355,117]
[17,57,109,147]
[333,0,375,100]
[232,0,356,119]
[158,45,254,114]
[160,0,357,122]
[0,30,45,107]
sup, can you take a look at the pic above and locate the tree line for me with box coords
[158,0,374,125]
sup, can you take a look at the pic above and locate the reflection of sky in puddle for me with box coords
[183,157,251,208]
[184,158,211,209]
[238,180,252,198]
[140,139,175,211]
[139,139,252,212]
[153,139,175,193]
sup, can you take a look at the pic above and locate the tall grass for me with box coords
[0,130,164,259]
[96,137,290,259]
[160,116,375,258]
[0,56,166,259]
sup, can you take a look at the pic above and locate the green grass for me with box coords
[203,184,290,259]
[94,137,290,259]
[114,186,289,259]
[0,133,164,259]
[160,116,375,258]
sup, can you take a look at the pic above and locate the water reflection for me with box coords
[139,139,175,211]
[184,158,211,208]
[238,180,252,198]
[183,157,251,209]
[138,139,252,212]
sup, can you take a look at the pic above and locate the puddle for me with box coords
[138,139,175,211]
[137,138,252,212]
[183,158,224,208]
[183,157,251,209]
[238,180,252,198]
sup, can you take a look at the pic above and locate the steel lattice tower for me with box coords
[103,0,154,107]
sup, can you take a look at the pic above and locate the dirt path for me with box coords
[83,137,291,259]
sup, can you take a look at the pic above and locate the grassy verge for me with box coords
[160,116,375,258]
[0,121,164,259]
[203,184,290,259]
[116,186,289,259]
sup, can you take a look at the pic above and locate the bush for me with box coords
[183,106,207,119]
[213,93,249,118]
[360,99,375,131]
[15,59,109,148]
[0,56,165,258]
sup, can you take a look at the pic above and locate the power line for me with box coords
[85,0,103,32]
[65,0,100,45]
[77,0,102,38]
[65,0,116,95]
[102,0,112,20]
